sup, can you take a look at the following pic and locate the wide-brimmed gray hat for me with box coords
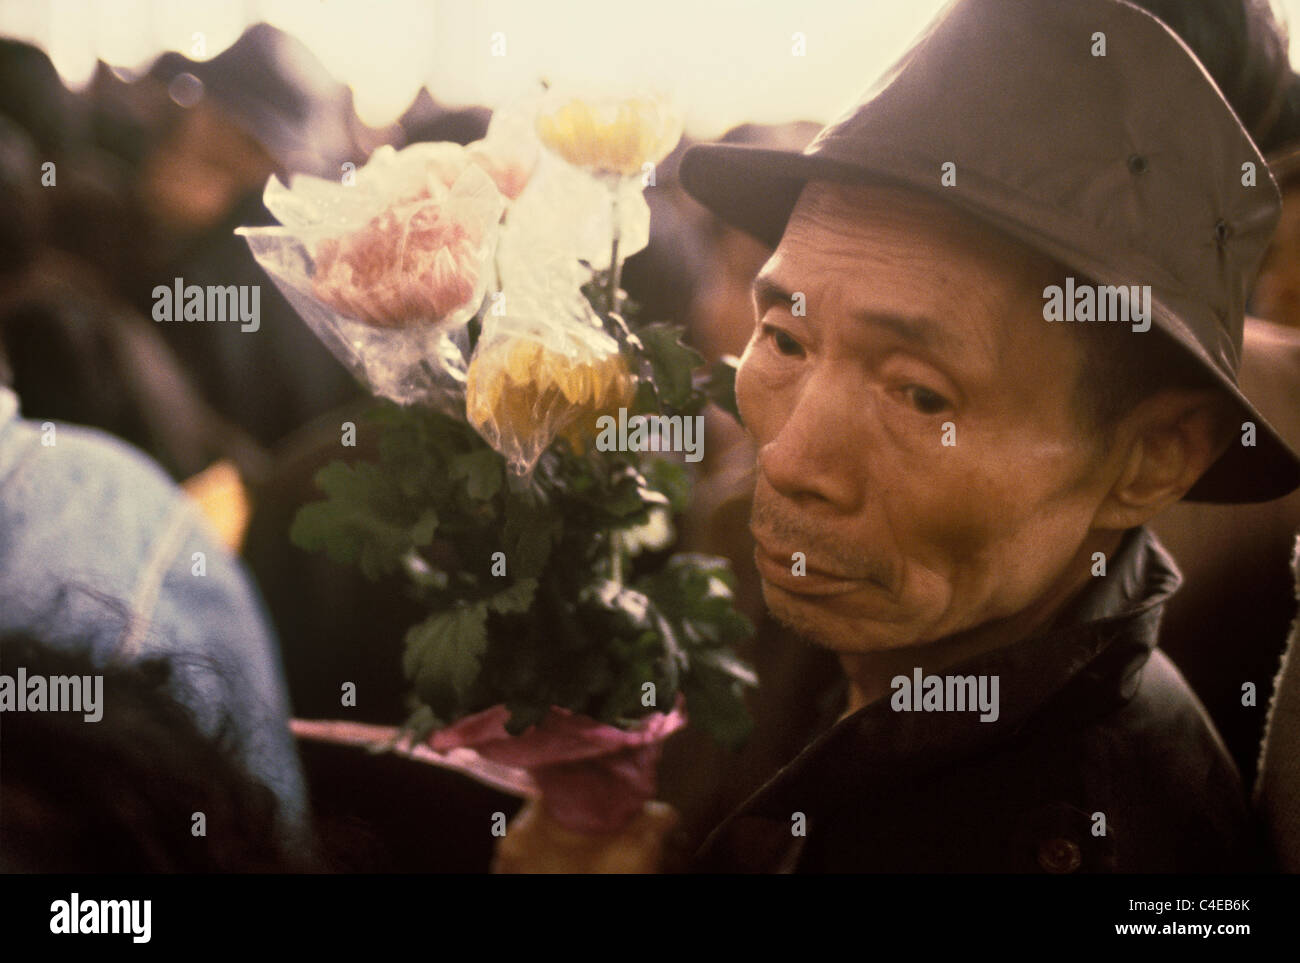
[680,0,1300,503]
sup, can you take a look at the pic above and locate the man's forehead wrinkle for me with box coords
[771,230,993,360]
[850,308,965,356]
[776,184,1060,376]
[936,275,1015,369]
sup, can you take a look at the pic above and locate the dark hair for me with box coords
[0,631,323,872]
[0,116,46,282]
[1071,317,1221,451]
[1132,0,1299,152]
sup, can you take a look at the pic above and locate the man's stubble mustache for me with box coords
[750,494,895,592]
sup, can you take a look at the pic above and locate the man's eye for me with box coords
[761,324,804,357]
[902,385,950,415]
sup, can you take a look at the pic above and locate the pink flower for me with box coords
[429,699,687,834]
[309,149,504,329]
[312,200,475,326]
[468,98,541,201]
[468,145,535,201]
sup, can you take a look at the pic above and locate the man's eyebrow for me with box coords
[751,274,793,312]
[752,274,960,351]
[851,308,959,352]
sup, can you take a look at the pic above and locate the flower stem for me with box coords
[606,181,622,316]
[493,209,507,294]
[609,530,624,586]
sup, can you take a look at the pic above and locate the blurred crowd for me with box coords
[2,2,1300,872]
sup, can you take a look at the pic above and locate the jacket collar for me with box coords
[692,526,1181,865]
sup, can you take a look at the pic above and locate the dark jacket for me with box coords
[690,527,1252,873]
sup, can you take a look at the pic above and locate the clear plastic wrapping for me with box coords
[238,143,505,410]
[466,290,635,475]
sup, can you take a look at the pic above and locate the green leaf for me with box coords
[638,323,704,409]
[603,467,653,518]
[290,461,414,580]
[580,579,655,633]
[694,645,759,689]
[402,603,489,719]
[703,356,742,425]
[630,378,659,416]
[630,553,757,746]
[643,458,691,514]
[401,704,443,748]
[450,448,504,501]
[682,658,755,751]
[503,700,548,735]
[503,494,554,578]
[289,500,345,556]
[410,508,439,546]
[487,577,538,615]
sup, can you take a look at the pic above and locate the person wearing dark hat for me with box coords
[1253,143,1300,330]
[676,0,1300,872]
[123,23,362,450]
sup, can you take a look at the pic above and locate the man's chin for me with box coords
[761,582,917,653]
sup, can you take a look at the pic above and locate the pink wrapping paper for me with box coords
[429,698,687,834]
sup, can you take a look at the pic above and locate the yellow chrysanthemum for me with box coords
[535,95,683,177]
[467,335,636,473]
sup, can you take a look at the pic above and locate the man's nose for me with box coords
[758,374,863,512]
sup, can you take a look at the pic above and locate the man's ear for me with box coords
[1092,388,1235,530]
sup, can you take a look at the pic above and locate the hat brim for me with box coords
[680,142,1300,504]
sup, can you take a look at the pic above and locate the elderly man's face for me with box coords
[736,181,1117,652]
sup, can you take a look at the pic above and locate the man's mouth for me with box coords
[752,539,872,598]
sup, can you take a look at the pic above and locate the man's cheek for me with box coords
[898,464,1014,572]
[908,474,1085,615]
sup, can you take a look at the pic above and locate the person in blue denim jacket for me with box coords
[0,384,307,846]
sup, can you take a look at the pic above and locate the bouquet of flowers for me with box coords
[238,89,756,837]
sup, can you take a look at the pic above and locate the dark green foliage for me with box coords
[292,300,756,745]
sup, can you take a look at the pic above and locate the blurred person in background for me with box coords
[1255,532,1300,870]
[0,39,260,484]
[1252,144,1300,329]
[105,23,362,450]
[0,378,309,844]
[399,87,491,146]
[0,632,322,872]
